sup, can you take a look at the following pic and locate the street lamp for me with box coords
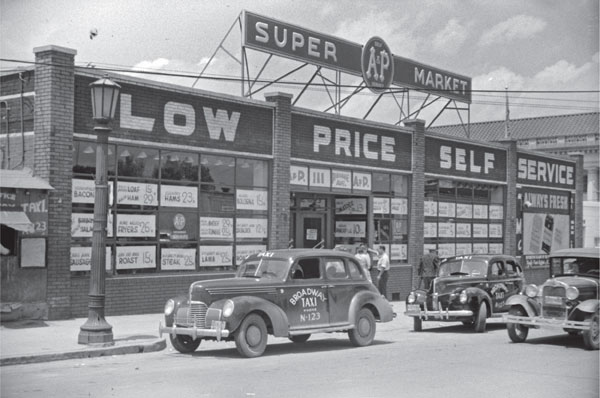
[78,75,121,345]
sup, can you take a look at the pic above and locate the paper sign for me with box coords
[200,217,234,239]
[161,248,196,271]
[236,189,268,211]
[116,214,156,237]
[236,218,268,239]
[117,181,158,206]
[160,185,198,208]
[70,246,111,272]
[199,245,233,266]
[116,245,156,269]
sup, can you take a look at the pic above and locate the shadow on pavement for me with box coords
[1,320,49,329]
[409,322,506,334]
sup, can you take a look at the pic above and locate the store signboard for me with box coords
[331,170,352,190]
[517,152,576,190]
[291,113,412,170]
[425,137,507,182]
[243,11,471,103]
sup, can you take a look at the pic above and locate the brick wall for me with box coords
[33,45,76,319]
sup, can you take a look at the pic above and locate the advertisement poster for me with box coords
[438,222,455,238]
[236,245,267,265]
[456,203,473,219]
[116,181,158,206]
[373,197,390,214]
[473,204,488,219]
[352,172,371,191]
[236,189,268,211]
[310,168,331,188]
[489,243,503,254]
[290,165,309,186]
[200,217,234,240]
[70,246,111,272]
[335,221,366,238]
[158,211,196,241]
[331,170,352,190]
[236,218,268,239]
[473,223,488,238]
[473,243,488,254]
[424,200,437,217]
[424,222,437,238]
[390,243,407,261]
[116,214,156,237]
[116,245,156,270]
[456,223,471,238]
[160,248,196,271]
[437,243,455,258]
[489,205,504,220]
[523,213,569,255]
[489,223,503,238]
[19,190,49,237]
[335,198,366,215]
[72,178,114,205]
[71,213,114,238]
[438,202,456,218]
[160,184,198,208]
[199,245,233,266]
[391,198,408,215]
[455,243,472,255]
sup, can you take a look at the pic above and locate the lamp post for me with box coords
[78,75,121,345]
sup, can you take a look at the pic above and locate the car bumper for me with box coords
[503,314,592,331]
[404,303,473,320]
[159,321,230,341]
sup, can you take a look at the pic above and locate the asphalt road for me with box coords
[2,304,598,398]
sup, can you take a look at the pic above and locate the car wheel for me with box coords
[289,334,311,343]
[507,306,529,343]
[473,301,487,333]
[582,311,599,351]
[234,313,268,358]
[348,308,376,346]
[413,317,423,332]
[169,335,201,353]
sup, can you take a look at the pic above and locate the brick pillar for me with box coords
[570,152,584,247]
[501,140,518,255]
[265,92,293,250]
[404,119,425,289]
[33,45,76,319]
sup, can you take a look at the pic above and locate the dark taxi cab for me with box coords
[159,249,394,358]
[405,254,524,332]
[504,248,599,350]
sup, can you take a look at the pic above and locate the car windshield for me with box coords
[237,258,290,279]
[551,256,600,277]
[439,259,488,277]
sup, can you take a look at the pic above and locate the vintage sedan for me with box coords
[405,254,524,332]
[504,248,599,350]
[159,249,394,358]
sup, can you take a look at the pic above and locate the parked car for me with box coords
[405,254,524,332]
[504,248,599,350]
[159,249,395,358]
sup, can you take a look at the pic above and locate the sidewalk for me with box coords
[0,313,166,366]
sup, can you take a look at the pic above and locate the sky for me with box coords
[1,0,599,126]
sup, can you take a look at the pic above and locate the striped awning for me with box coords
[0,211,34,232]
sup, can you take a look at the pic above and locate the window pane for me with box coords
[200,155,234,185]
[237,158,268,187]
[372,173,390,194]
[161,152,198,182]
[73,141,116,176]
[392,175,409,196]
[117,146,159,178]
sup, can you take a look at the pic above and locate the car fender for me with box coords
[464,287,492,311]
[574,299,600,314]
[349,290,394,324]
[164,295,188,326]
[210,296,290,337]
[505,294,539,317]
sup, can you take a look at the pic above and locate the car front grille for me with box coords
[174,301,208,328]
[541,285,567,319]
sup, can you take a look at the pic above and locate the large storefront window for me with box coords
[424,179,505,258]
[71,140,269,274]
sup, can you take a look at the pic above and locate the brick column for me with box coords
[570,152,584,247]
[33,45,76,319]
[265,92,293,250]
[404,119,425,289]
[501,139,518,255]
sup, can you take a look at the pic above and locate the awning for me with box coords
[0,168,54,190]
[0,211,35,232]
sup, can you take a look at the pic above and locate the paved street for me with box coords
[1,303,598,398]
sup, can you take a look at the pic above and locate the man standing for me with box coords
[418,249,440,290]
[376,246,390,298]
[355,244,372,282]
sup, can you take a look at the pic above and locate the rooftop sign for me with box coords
[243,11,471,103]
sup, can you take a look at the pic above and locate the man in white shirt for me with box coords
[376,246,390,298]
[354,244,372,282]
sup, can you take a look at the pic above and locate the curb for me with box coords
[0,338,167,367]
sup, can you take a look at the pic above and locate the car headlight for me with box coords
[459,290,467,304]
[566,286,579,300]
[407,292,416,304]
[525,284,538,298]
[164,299,175,316]
[223,299,235,318]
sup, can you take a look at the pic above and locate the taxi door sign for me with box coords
[287,287,328,326]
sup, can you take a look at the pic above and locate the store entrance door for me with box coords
[297,213,326,249]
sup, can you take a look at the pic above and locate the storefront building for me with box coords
[0,44,583,320]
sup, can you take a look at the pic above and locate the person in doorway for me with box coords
[418,249,440,290]
[376,246,390,297]
[355,244,372,282]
